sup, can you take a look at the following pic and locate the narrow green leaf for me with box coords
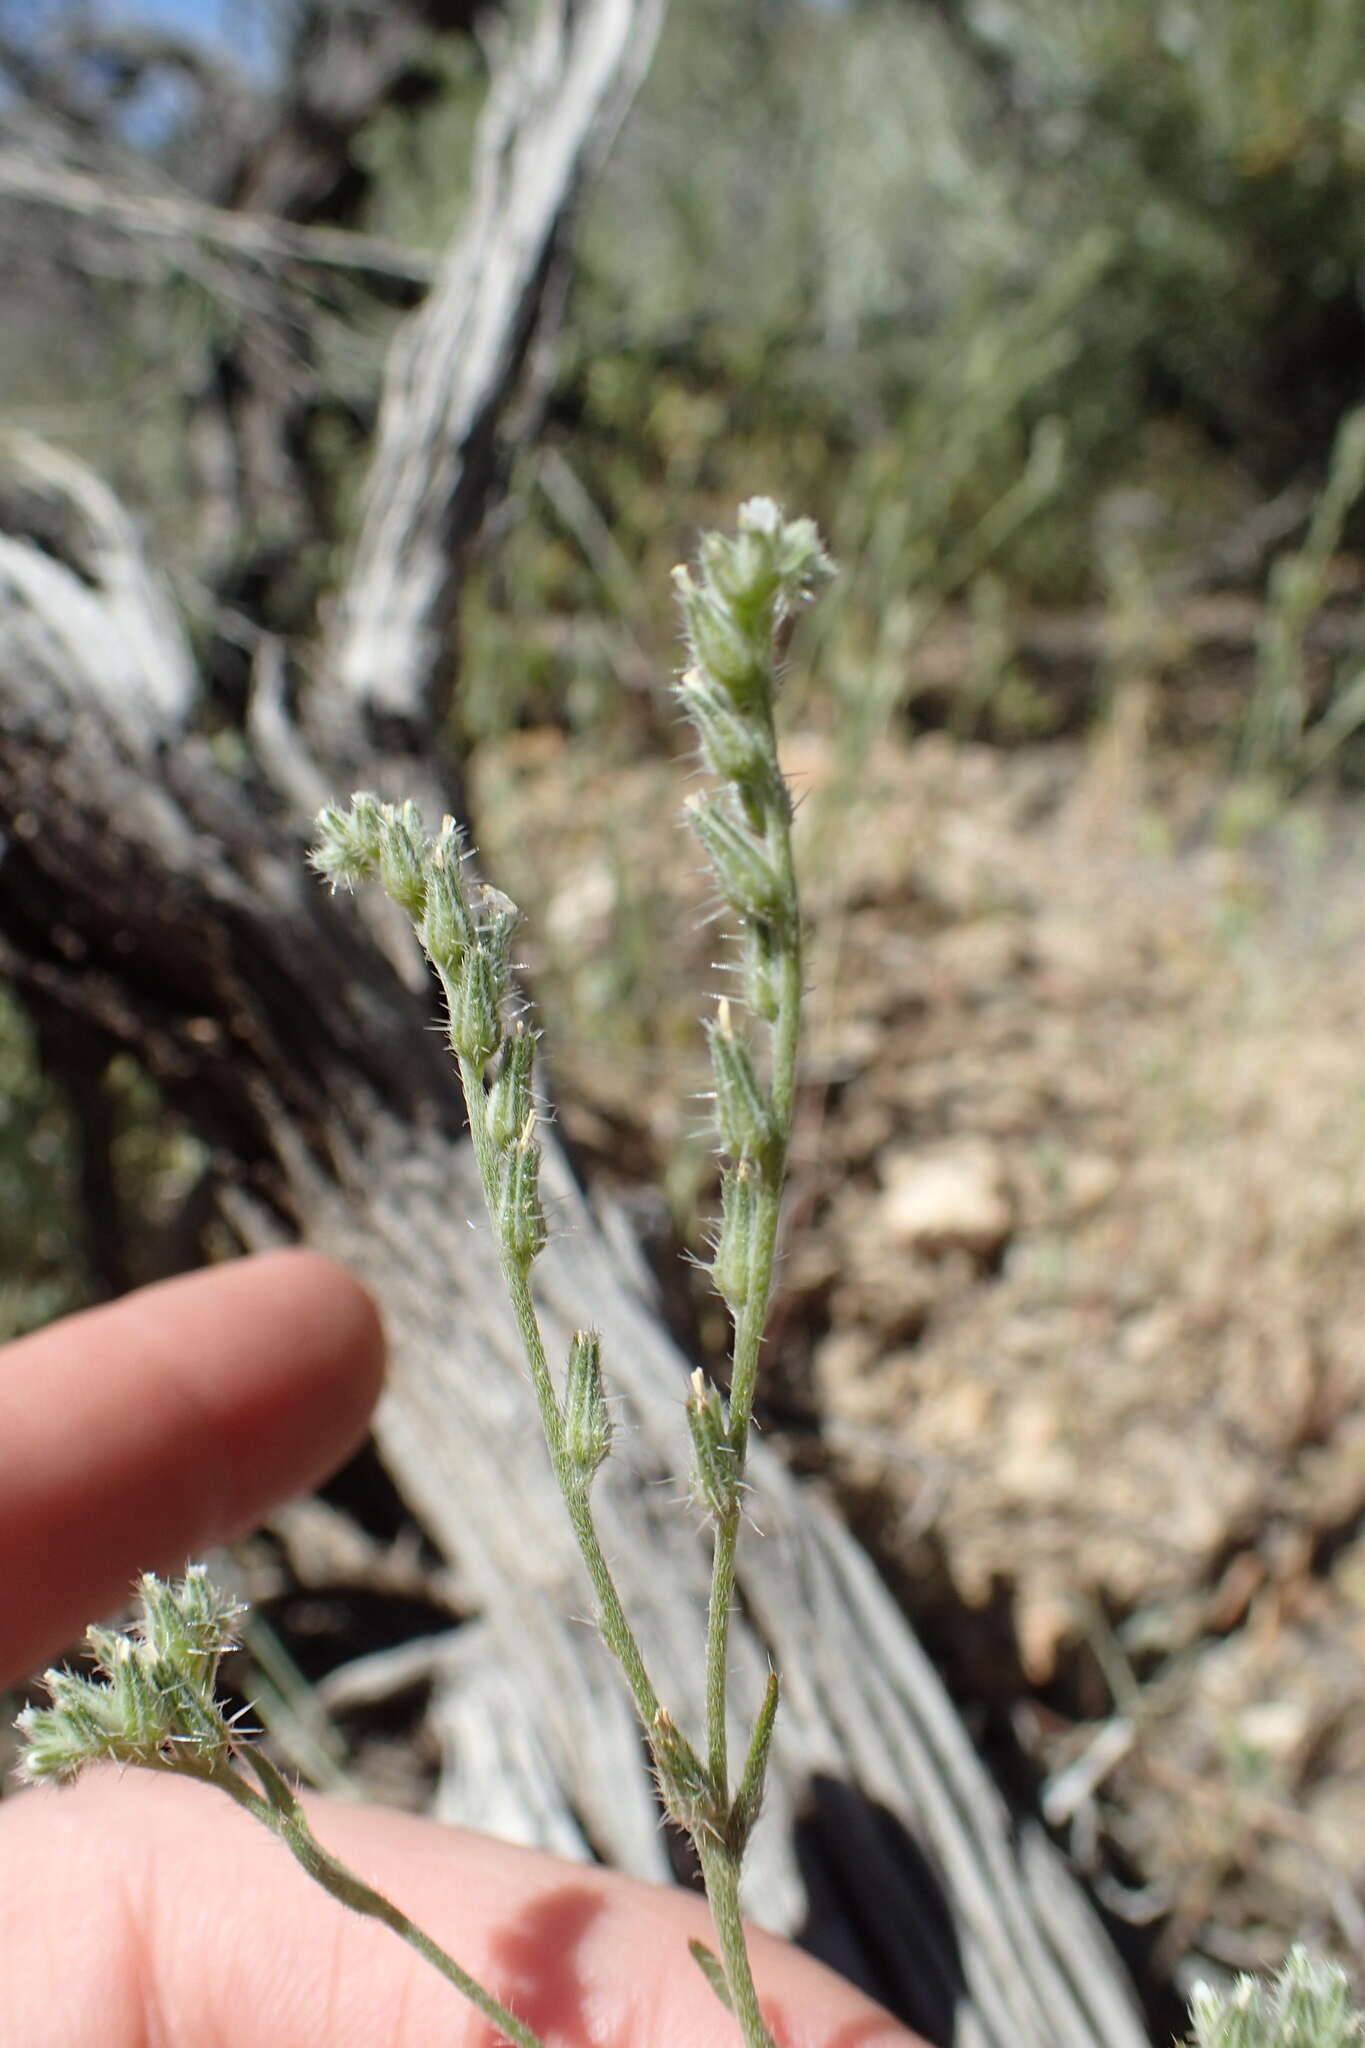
[728,1670,779,1854]
[688,1940,735,2013]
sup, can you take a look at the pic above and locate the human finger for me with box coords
[0,1250,384,1683]
[0,1770,921,2048]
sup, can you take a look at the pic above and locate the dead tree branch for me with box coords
[0,149,436,284]
[320,0,667,746]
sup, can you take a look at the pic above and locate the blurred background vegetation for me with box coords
[3,0,1362,1331]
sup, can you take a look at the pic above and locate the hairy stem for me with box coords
[698,1841,778,2048]
[457,1047,564,1459]
[206,1755,550,2048]
[304,506,834,2048]
[702,722,801,1799]
[458,1048,662,1730]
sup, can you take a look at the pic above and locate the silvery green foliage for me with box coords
[673,503,831,1535]
[1187,1949,1365,2048]
[16,1568,244,1784]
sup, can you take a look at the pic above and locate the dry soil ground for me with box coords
[474,716,1365,2019]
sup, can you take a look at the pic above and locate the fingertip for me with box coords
[238,1247,387,1427]
[0,1251,386,1682]
[0,1773,927,2048]
[161,1249,387,1544]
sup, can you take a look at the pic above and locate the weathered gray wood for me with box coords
[0,433,197,748]
[321,0,667,739]
[0,148,436,284]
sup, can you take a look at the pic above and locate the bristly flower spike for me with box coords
[665,504,834,2048]
[16,1567,245,1785]
[311,791,385,892]
[1185,1946,1365,2048]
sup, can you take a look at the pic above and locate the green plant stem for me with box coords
[559,1472,661,1723]
[455,980,778,2048]
[697,1840,778,2048]
[194,1754,550,2048]
[703,729,802,1797]
[704,1500,742,1790]
[702,1150,783,1796]
[702,1175,779,1786]
[457,1048,565,1459]
[457,970,773,2048]
[456,1048,662,1732]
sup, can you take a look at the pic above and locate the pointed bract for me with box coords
[563,1328,612,1483]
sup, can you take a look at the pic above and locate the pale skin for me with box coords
[0,1250,923,2048]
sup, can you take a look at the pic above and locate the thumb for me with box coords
[1,1768,924,2048]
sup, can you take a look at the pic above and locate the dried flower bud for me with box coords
[497,1114,546,1269]
[693,499,834,637]
[310,792,384,891]
[707,1001,776,1165]
[377,801,429,920]
[677,668,770,794]
[687,1369,739,1523]
[563,1328,612,1482]
[673,566,765,707]
[742,921,781,1023]
[16,1568,243,1785]
[686,794,786,925]
[421,856,474,972]
[739,497,834,617]
[488,1024,536,1154]
[472,883,520,977]
[431,813,466,868]
[448,946,503,1068]
[649,1706,719,1837]
[711,1160,759,1311]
